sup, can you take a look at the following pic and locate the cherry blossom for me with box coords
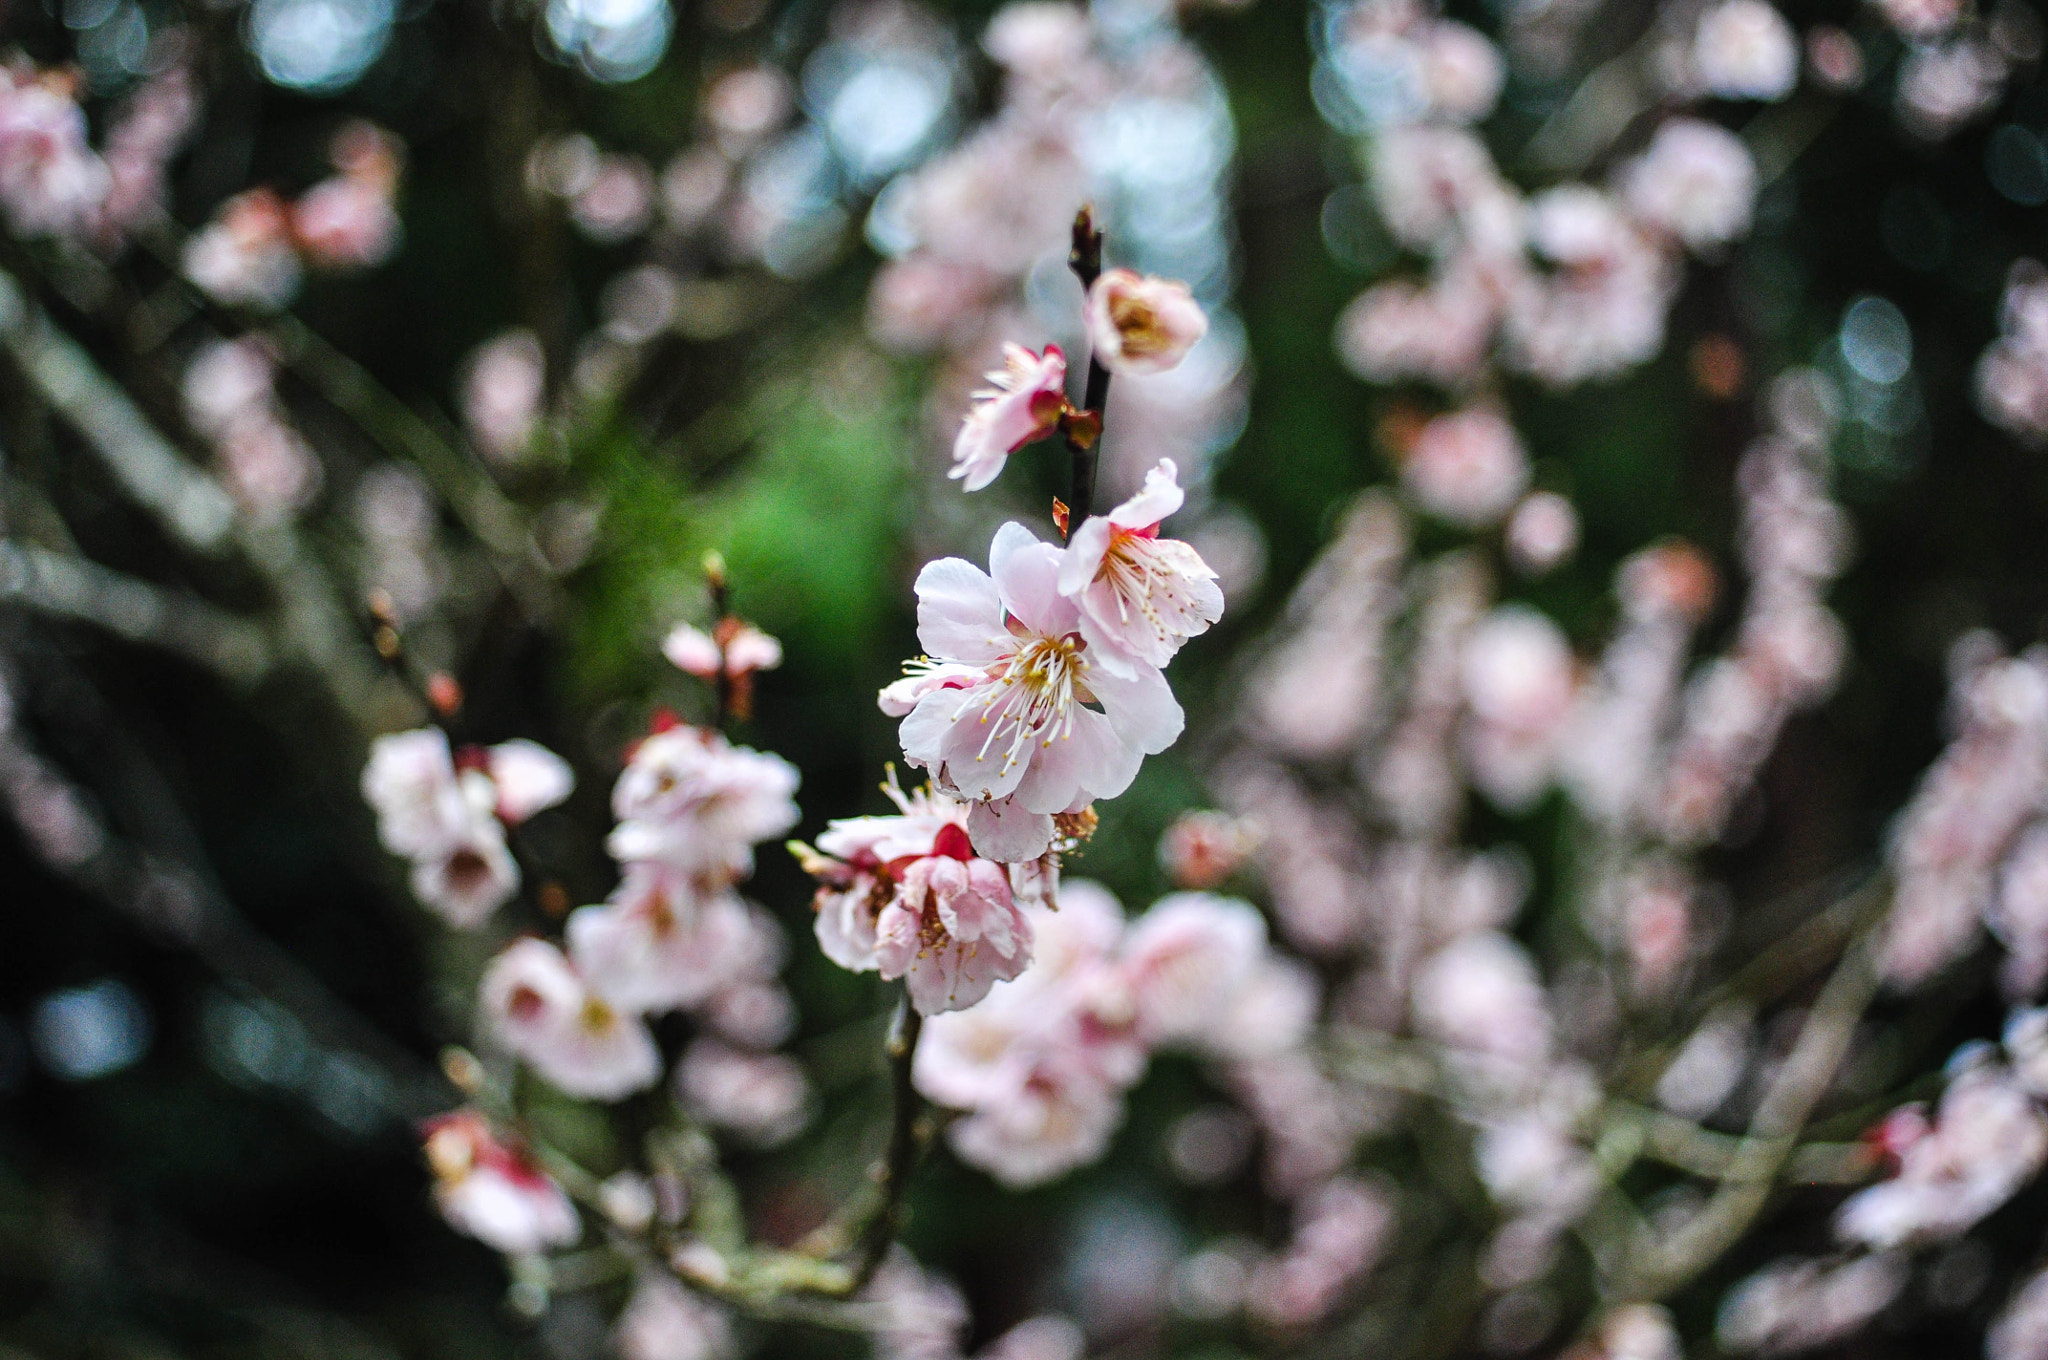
[1991,1265,2048,1360]
[480,938,661,1100]
[663,620,784,680]
[183,188,303,309]
[1835,1058,2048,1249]
[799,776,1038,1009]
[1055,459,1223,673]
[1504,491,1580,574]
[951,344,1068,492]
[423,1110,580,1256]
[568,881,779,1014]
[945,1045,1127,1187]
[675,1038,811,1145]
[408,818,520,928]
[1717,1254,1906,1354]
[1158,809,1259,890]
[362,728,554,926]
[478,738,576,824]
[0,72,108,240]
[1459,605,1578,812]
[891,522,1184,861]
[616,1273,734,1360]
[461,330,547,463]
[1119,893,1268,1046]
[1411,931,1554,1073]
[1399,407,1530,528]
[872,828,1035,1015]
[608,724,800,888]
[1085,270,1210,377]
[1691,0,1800,101]
[290,122,403,270]
[1619,119,1758,252]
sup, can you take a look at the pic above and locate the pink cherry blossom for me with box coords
[1504,491,1580,574]
[1055,459,1223,672]
[0,72,109,241]
[1835,1060,2048,1249]
[95,63,197,241]
[945,1045,1127,1187]
[1459,605,1578,811]
[1691,0,1799,100]
[676,1038,811,1145]
[873,830,1035,1014]
[616,1272,734,1360]
[291,174,401,270]
[892,522,1184,860]
[1990,1265,2048,1360]
[362,728,472,859]
[424,1110,580,1256]
[801,776,995,974]
[1411,931,1554,1072]
[1158,809,1259,890]
[568,877,780,1014]
[914,882,1145,1183]
[480,938,661,1100]
[1368,126,1523,255]
[1401,407,1530,528]
[1118,892,1267,1046]
[182,188,303,309]
[409,815,520,927]
[1085,270,1209,377]
[480,738,575,824]
[951,344,1067,492]
[1335,254,1507,388]
[461,330,546,463]
[663,621,784,679]
[1619,119,1757,253]
[1420,22,1505,123]
[608,725,800,888]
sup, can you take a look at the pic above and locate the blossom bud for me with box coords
[1085,269,1209,376]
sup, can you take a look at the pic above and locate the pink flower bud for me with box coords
[1085,269,1209,377]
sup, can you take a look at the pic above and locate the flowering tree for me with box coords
[8,0,2048,1358]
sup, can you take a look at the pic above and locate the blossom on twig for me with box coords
[887,522,1183,862]
[423,1110,580,1255]
[951,343,1068,492]
[1084,270,1208,377]
[480,937,661,1099]
[1056,458,1222,673]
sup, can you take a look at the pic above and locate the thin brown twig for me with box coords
[1065,208,1109,528]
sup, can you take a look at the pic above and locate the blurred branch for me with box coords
[0,270,236,556]
[0,649,449,1122]
[0,268,408,729]
[1517,38,1657,175]
[1606,1100,1879,1186]
[1616,925,1882,1300]
[0,539,272,684]
[256,310,566,623]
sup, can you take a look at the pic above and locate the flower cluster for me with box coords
[1978,259,2048,444]
[0,55,197,246]
[182,337,323,520]
[880,459,1214,867]
[183,121,404,309]
[422,1109,581,1257]
[913,882,1314,1186]
[1879,638,2048,987]
[474,718,805,1120]
[1326,0,1767,397]
[362,728,574,926]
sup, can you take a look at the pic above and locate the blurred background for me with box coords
[1,0,2047,1355]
